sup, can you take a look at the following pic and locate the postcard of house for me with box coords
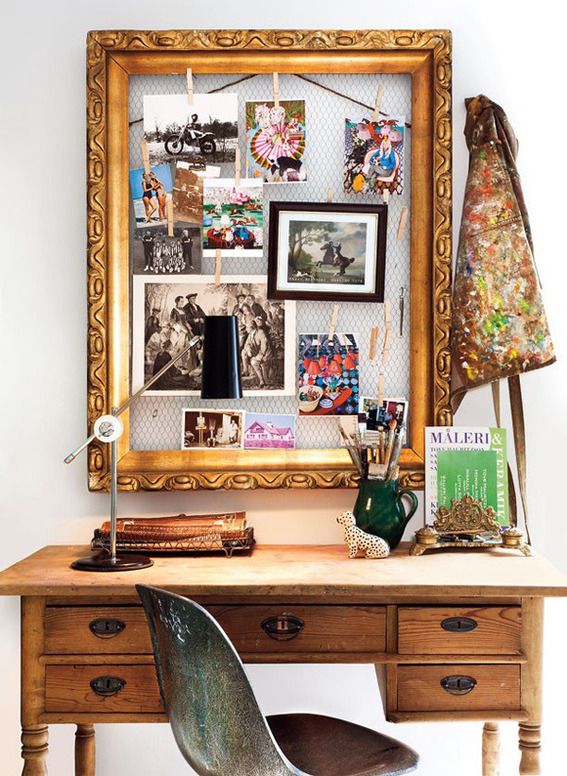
[243,413,297,450]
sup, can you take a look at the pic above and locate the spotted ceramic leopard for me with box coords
[337,511,390,559]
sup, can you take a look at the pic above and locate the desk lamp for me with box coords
[64,315,242,572]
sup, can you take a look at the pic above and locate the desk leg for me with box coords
[21,598,48,775]
[482,722,499,776]
[75,724,95,776]
[519,597,544,775]
[21,725,48,775]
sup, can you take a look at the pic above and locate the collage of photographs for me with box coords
[129,84,406,450]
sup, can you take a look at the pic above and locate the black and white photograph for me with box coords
[143,93,239,168]
[182,409,243,450]
[132,275,296,396]
[172,165,203,225]
[133,227,202,274]
[268,201,387,302]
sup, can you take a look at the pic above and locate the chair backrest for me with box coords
[137,585,309,776]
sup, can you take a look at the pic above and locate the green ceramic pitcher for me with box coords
[353,479,418,550]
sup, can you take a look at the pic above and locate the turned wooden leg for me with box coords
[75,724,95,776]
[519,598,544,775]
[21,725,48,775]
[482,722,500,776]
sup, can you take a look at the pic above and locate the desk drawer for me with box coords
[45,607,152,654]
[45,664,162,713]
[45,604,386,657]
[398,606,521,655]
[397,664,521,712]
[208,605,386,654]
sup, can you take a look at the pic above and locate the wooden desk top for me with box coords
[1,544,567,599]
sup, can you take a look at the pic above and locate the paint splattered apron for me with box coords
[452,96,555,540]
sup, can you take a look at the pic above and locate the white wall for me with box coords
[1,1,566,773]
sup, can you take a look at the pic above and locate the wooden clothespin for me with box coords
[383,189,390,205]
[167,199,174,237]
[397,205,409,241]
[381,299,392,365]
[327,303,340,341]
[186,68,194,105]
[234,148,241,187]
[140,140,150,175]
[372,83,385,121]
[369,326,379,361]
[273,72,280,108]
[214,248,222,286]
[326,188,334,203]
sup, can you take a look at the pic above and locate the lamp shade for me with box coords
[201,315,243,399]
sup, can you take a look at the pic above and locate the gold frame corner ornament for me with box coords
[86,28,452,491]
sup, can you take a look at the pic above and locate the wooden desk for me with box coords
[1,544,567,776]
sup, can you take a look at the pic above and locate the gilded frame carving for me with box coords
[86,28,452,492]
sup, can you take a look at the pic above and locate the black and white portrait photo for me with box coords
[132,275,296,396]
[132,227,202,274]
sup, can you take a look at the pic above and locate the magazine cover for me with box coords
[425,427,509,526]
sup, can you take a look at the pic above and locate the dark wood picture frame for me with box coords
[268,201,387,302]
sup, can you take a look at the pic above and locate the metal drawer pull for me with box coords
[89,617,126,638]
[90,676,127,696]
[261,614,304,641]
[440,675,477,696]
[441,616,478,633]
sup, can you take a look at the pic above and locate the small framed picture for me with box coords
[268,201,387,302]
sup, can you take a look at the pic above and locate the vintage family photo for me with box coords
[245,100,306,182]
[133,276,296,396]
[182,409,243,450]
[129,164,174,229]
[298,333,359,416]
[143,93,238,169]
[132,227,201,274]
[172,165,203,225]
[243,413,296,450]
[344,116,405,196]
[268,202,387,302]
[203,179,264,256]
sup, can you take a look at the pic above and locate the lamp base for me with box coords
[71,551,154,572]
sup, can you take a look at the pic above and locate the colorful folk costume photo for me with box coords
[452,95,556,542]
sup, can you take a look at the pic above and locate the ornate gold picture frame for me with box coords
[87,29,452,492]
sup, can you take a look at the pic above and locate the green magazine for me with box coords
[425,427,509,526]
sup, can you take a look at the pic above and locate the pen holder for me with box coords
[353,479,418,550]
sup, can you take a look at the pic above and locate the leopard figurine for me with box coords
[337,511,390,559]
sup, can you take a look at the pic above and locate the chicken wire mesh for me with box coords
[128,72,412,450]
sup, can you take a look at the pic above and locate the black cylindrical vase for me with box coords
[201,315,243,399]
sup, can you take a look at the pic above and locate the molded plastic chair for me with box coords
[137,584,418,776]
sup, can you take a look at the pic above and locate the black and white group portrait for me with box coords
[133,276,296,396]
[133,227,202,274]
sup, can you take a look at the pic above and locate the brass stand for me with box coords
[410,494,531,556]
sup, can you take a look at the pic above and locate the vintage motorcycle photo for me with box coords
[164,121,217,157]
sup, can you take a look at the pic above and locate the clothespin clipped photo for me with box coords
[372,83,385,121]
[186,68,194,105]
[214,249,222,286]
[272,72,280,108]
[140,140,150,175]
[369,326,379,361]
[327,303,340,341]
[397,205,409,241]
[234,148,241,187]
[167,199,174,237]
